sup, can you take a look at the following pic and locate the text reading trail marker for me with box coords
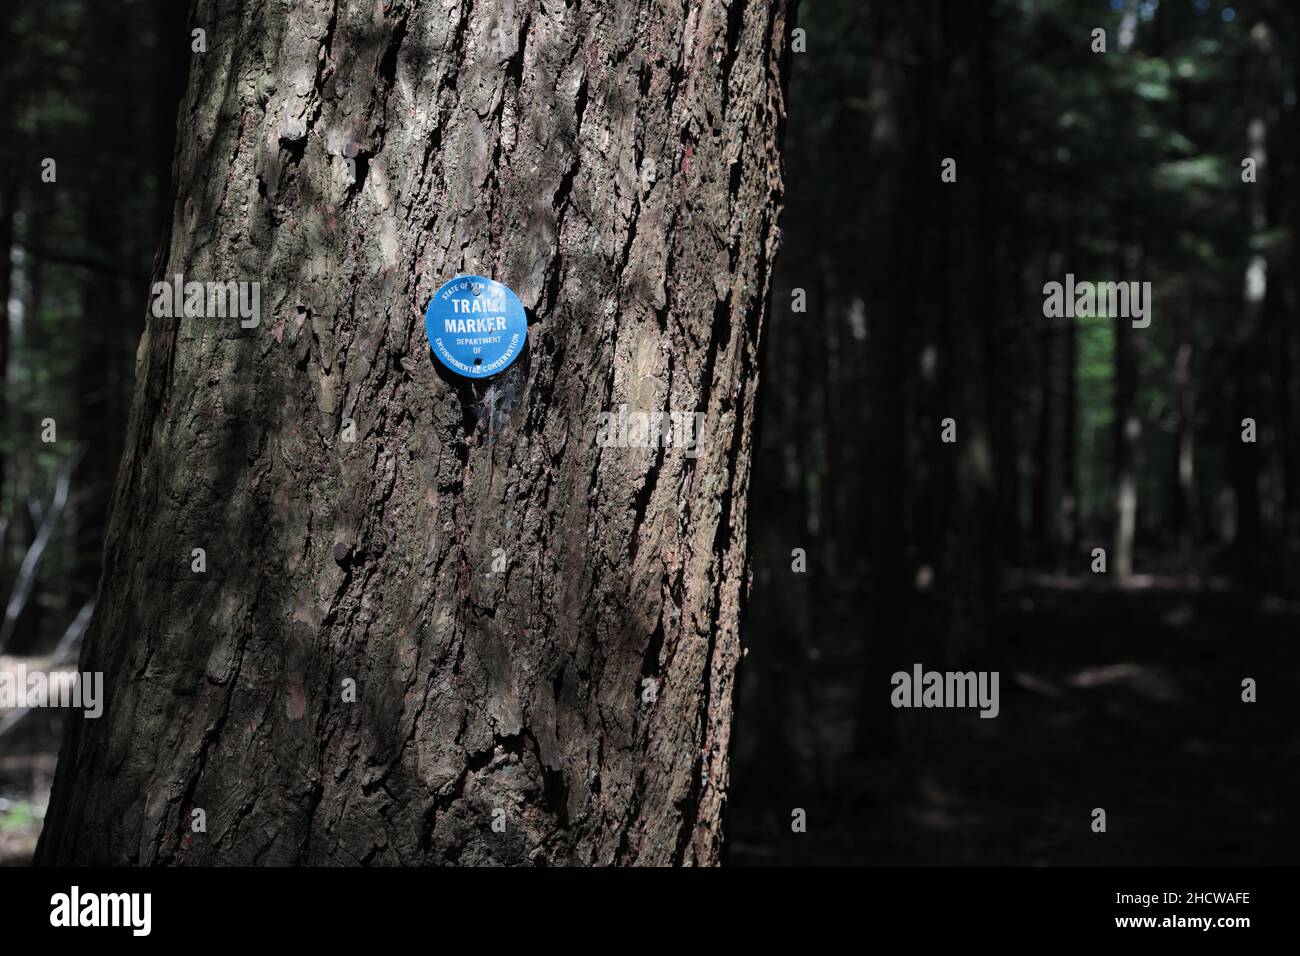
[425,275,526,379]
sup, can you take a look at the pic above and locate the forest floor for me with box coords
[727,572,1300,866]
[0,655,62,866]
[5,575,1297,866]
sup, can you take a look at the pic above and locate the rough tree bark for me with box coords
[38,0,791,866]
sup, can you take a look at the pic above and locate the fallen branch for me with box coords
[0,461,73,655]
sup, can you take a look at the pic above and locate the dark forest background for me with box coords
[2,0,1298,865]
[0,0,188,862]
[734,0,1300,864]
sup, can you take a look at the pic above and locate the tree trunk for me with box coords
[1110,23,1140,582]
[0,177,13,522]
[1171,338,1197,549]
[1290,17,1300,550]
[1231,26,1270,562]
[939,0,994,663]
[0,10,18,567]
[853,0,909,755]
[72,0,132,609]
[1058,309,1078,559]
[1112,272,1140,581]
[1031,262,1056,559]
[1056,206,1079,564]
[39,0,791,867]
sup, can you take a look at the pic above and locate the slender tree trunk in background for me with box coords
[1259,21,1289,553]
[1282,231,1298,548]
[1059,312,1078,559]
[1232,32,1269,562]
[1112,268,1139,581]
[0,13,17,571]
[940,0,994,662]
[1172,337,1197,549]
[1291,13,1300,553]
[801,269,829,633]
[995,215,1025,566]
[39,0,791,866]
[0,178,13,519]
[7,136,54,654]
[817,269,841,586]
[855,0,909,754]
[1031,253,1056,560]
[1110,14,1141,582]
[1056,210,1079,565]
[1289,28,1300,549]
[73,4,127,608]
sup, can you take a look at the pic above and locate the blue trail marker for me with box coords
[424,275,527,379]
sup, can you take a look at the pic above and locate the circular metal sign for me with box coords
[424,275,527,379]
